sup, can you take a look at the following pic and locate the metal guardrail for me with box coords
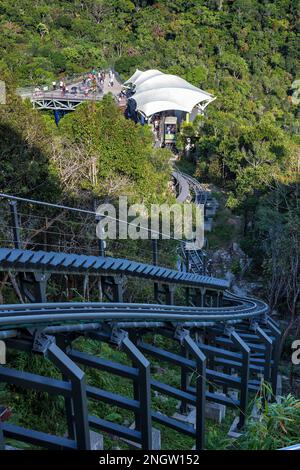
[16,67,125,97]
[0,191,280,451]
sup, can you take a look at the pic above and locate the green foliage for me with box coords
[0,85,60,200]
[0,0,298,219]
[59,95,173,203]
[238,386,300,450]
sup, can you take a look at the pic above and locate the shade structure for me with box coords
[125,69,215,118]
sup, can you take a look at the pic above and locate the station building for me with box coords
[124,69,215,145]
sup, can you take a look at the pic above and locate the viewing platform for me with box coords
[17,72,125,112]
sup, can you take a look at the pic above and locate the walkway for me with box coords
[18,73,125,111]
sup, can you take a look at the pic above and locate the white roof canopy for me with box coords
[125,69,215,118]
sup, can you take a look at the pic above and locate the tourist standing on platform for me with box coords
[109,71,114,88]
[52,81,57,91]
[154,117,160,140]
[108,69,113,87]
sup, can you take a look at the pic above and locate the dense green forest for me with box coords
[0,0,300,451]
[0,1,299,322]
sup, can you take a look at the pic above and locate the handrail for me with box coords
[17,67,125,99]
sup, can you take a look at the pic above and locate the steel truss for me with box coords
[32,97,100,112]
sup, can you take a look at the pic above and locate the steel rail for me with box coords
[0,294,267,316]
[0,295,268,330]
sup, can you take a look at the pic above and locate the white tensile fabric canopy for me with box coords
[125,69,215,118]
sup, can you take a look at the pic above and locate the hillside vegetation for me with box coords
[0,1,299,450]
[0,0,299,324]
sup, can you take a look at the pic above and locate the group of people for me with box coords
[151,115,177,143]
[33,68,123,102]
[49,69,116,97]
[49,79,72,96]
[96,71,106,87]
[166,124,176,134]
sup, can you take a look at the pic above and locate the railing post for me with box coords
[121,333,152,450]
[253,324,273,383]
[266,319,281,395]
[9,200,21,249]
[47,342,91,450]
[179,330,206,450]
[56,335,76,440]
[179,346,189,414]
[230,329,250,429]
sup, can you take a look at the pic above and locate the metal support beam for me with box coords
[32,272,50,303]
[181,332,206,450]
[129,331,141,430]
[101,276,124,303]
[179,345,189,414]
[164,284,175,305]
[230,329,250,429]
[113,276,124,303]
